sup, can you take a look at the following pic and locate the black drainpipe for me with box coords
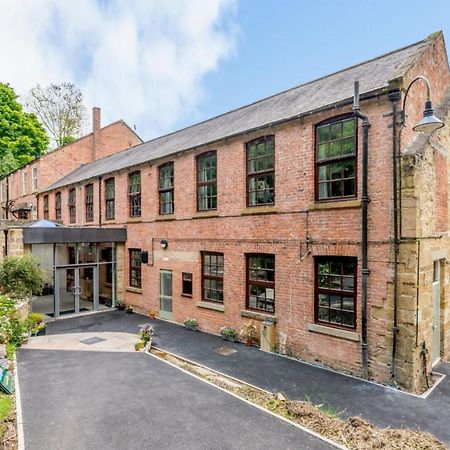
[3,230,8,257]
[98,176,103,227]
[353,81,370,380]
[5,177,9,220]
[389,91,401,380]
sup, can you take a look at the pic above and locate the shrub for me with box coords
[220,326,237,337]
[184,318,198,327]
[0,255,45,300]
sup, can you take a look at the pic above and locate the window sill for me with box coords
[240,310,277,323]
[191,211,219,220]
[307,323,359,342]
[103,218,116,222]
[197,301,224,312]
[125,286,142,294]
[155,215,176,222]
[181,293,193,298]
[126,217,142,223]
[309,200,361,211]
[240,206,277,216]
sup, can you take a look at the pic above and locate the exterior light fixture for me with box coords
[402,75,444,133]
[160,239,168,249]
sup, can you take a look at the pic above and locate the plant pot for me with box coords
[221,334,236,342]
[117,305,126,311]
[126,309,134,314]
[36,327,46,336]
[246,338,253,347]
[185,324,198,331]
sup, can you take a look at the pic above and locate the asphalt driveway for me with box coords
[17,347,333,450]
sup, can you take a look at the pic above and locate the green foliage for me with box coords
[25,312,45,336]
[0,255,45,300]
[61,135,76,146]
[0,83,48,177]
[26,312,44,326]
[0,393,13,420]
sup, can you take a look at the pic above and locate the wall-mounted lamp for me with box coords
[160,239,168,249]
[402,75,444,133]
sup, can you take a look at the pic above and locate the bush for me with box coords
[0,255,45,300]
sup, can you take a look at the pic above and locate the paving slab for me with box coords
[45,311,450,443]
[17,348,334,450]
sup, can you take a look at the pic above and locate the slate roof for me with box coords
[42,34,434,193]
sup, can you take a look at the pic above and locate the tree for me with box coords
[26,82,86,149]
[0,83,48,176]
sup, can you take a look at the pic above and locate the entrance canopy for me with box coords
[23,226,127,244]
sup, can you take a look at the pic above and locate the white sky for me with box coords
[0,0,237,140]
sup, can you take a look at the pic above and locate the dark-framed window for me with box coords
[247,136,275,206]
[247,254,275,313]
[128,171,141,217]
[159,162,174,215]
[68,188,76,223]
[85,184,94,222]
[55,192,62,221]
[315,256,357,329]
[197,151,217,211]
[202,252,224,303]
[43,195,49,219]
[315,116,357,201]
[129,249,142,288]
[105,178,115,220]
[182,272,193,297]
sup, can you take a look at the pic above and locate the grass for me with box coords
[0,392,13,438]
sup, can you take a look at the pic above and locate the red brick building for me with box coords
[8,32,450,392]
[0,107,141,220]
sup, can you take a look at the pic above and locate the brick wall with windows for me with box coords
[35,33,450,391]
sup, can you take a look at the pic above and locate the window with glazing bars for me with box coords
[247,136,275,206]
[202,252,224,303]
[247,254,275,313]
[105,178,115,220]
[68,188,76,223]
[316,117,356,200]
[128,172,141,217]
[197,152,217,211]
[129,249,142,288]
[55,192,62,220]
[159,163,174,214]
[43,195,49,219]
[85,184,94,222]
[315,256,356,329]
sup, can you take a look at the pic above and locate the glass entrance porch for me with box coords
[31,242,117,318]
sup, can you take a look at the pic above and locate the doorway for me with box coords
[54,266,97,317]
[432,260,442,366]
[159,270,173,320]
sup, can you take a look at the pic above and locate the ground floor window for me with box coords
[202,252,224,303]
[182,272,193,296]
[247,254,275,313]
[315,256,356,329]
[129,249,142,288]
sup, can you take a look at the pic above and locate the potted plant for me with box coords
[184,318,198,331]
[25,312,46,337]
[220,326,237,342]
[139,324,154,350]
[126,305,134,314]
[116,299,126,311]
[149,310,157,320]
[239,320,257,347]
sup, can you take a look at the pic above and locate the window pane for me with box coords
[342,120,354,137]
[342,297,355,311]
[318,125,329,143]
[342,311,354,327]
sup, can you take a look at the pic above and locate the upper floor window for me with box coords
[159,163,174,215]
[129,249,142,288]
[315,256,356,329]
[68,188,76,223]
[43,195,49,219]
[128,171,141,217]
[22,171,27,195]
[32,166,38,191]
[197,152,217,211]
[85,184,94,222]
[316,117,356,201]
[105,178,115,220]
[202,252,224,303]
[247,254,275,313]
[55,192,62,221]
[247,136,275,206]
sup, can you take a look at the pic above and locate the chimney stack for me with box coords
[92,107,101,161]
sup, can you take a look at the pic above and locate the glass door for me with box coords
[79,267,95,313]
[159,270,173,320]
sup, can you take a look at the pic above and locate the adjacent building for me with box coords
[2,32,450,392]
